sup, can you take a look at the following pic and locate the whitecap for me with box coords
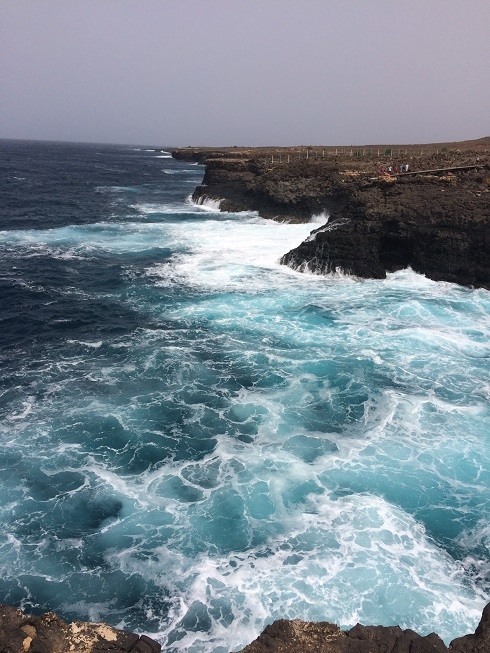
[191,196,223,212]
[310,210,330,224]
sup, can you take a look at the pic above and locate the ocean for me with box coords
[0,140,489,652]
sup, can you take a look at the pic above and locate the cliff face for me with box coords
[172,146,490,290]
[189,156,350,221]
[280,169,490,289]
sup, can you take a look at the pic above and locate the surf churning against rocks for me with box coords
[0,140,489,653]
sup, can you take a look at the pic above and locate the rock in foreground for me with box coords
[237,602,490,653]
[3,603,490,652]
[0,605,160,653]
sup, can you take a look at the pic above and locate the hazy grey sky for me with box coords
[1,0,489,146]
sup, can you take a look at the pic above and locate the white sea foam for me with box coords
[67,340,103,349]
[133,202,193,215]
[191,196,223,212]
[163,169,202,175]
[1,177,489,653]
[99,460,487,650]
[310,210,330,224]
[148,212,329,292]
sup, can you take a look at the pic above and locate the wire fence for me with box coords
[259,148,488,165]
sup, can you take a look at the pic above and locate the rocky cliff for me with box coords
[172,142,490,289]
[238,601,490,653]
[3,602,490,653]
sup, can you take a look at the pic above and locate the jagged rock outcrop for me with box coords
[236,602,490,653]
[450,602,490,652]
[172,143,490,289]
[0,605,160,653]
[2,603,490,653]
[279,170,490,289]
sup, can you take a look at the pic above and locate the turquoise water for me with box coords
[0,141,489,652]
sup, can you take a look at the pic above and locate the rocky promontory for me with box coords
[172,139,490,289]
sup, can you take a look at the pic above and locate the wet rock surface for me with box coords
[173,141,490,289]
[0,605,161,653]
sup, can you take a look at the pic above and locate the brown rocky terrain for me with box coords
[0,605,161,652]
[237,601,490,653]
[2,602,490,653]
[172,138,490,289]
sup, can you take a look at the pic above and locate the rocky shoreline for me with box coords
[239,601,490,653]
[2,602,490,652]
[0,605,161,653]
[172,139,490,290]
[4,141,487,652]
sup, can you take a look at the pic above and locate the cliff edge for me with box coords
[3,602,490,652]
[172,141,490,289]
[0,604,161,652]
[237,601,490,653]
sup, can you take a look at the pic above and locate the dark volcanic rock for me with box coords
[0,605,161,653]
[280,170,490,289]
[173,146,490,289]
[237,603,490,653]
[191,158,347,222]
[450,602,490,652]
[236,618,448,653]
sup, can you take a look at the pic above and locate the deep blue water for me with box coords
[0,139,489,652]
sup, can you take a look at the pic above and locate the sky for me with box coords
[1,0,489,147]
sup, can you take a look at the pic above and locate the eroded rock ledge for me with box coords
[0,605,161,653]
[172,141,490,289]
[238,602,490,653]
[3,603,490,653]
